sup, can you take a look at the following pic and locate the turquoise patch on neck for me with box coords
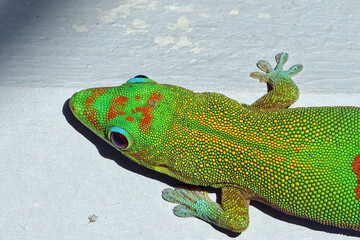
[127,77,156,83]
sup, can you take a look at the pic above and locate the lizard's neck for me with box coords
[164,92,262,186]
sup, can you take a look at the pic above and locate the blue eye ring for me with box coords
[108,127,133,150]
[127,76,156,83]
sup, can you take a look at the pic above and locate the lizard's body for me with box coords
[70,53,360,232]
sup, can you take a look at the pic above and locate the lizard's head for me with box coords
[69,76,194,179]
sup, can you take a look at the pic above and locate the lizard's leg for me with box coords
[162,186,249,232]
[250,52,303,111]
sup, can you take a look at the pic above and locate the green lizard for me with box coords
[69,53,360,233]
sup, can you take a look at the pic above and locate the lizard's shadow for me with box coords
[63,99,360,238]
[251,201,360,237]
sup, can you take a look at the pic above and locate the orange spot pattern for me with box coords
[106,96,128,121]
[134,105,151,130]
[125,116,134,122]
[148,92,162,103]
[84,88,109,131]
[133,92,162,133]
[352,155,360,199]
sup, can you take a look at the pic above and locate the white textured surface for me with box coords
[1,0,360,239]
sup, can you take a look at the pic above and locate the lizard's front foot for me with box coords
[162,187,250,232]
[250,52,303,87]
[162,187,222,221]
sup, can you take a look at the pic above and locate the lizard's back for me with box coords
[229,105,360,229]
[173,90,360,229]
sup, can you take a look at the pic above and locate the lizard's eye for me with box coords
[111,132,128,149]
[108,127,133,150]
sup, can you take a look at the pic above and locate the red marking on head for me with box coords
[114,96,128,104]
[149,92,162,102]
[125,116,134,122]
[351,155,360,200]
[83,88,109,131]
[85,98,93,107]
[135,106,151,130]
[106,96,128,121]
[135,95,141,100]
[132,92,163,133]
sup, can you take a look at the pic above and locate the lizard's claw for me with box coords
[250,52,303,85]
[286,64,303,77]
[257,60,273,73]
[275,52,289,69]
[250,71,267,83]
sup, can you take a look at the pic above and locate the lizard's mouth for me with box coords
[69,102,76,113]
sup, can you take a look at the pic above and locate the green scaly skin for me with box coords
[69,53,360,233]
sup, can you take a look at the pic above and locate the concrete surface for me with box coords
[1,0,360,239]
